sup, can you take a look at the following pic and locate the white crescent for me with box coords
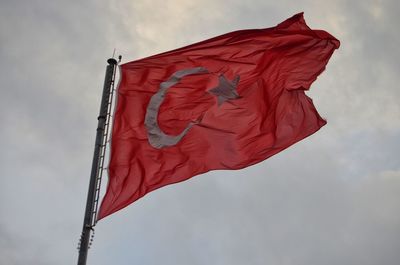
[144,67,209,149]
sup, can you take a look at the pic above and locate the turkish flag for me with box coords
[98,13,340,220]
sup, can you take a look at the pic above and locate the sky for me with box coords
[0,0,399,264]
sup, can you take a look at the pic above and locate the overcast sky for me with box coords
[1,0,399,265]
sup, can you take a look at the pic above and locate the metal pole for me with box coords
[77,58,118,265]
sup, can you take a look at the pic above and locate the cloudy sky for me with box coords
[1,0,399,264]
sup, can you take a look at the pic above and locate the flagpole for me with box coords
[77,58,118,265]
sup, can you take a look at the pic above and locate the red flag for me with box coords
[98,13,339,220]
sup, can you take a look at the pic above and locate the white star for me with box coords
[208,74,240,106]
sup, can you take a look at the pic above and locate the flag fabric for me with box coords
[98,13,340,220]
